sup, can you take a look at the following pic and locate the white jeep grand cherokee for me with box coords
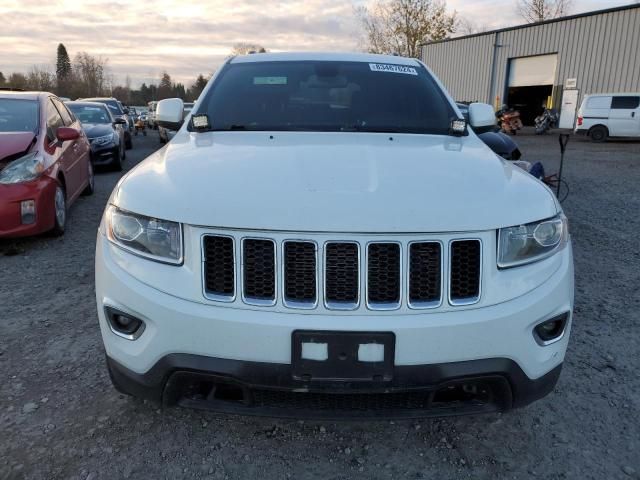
[95,52,573,418]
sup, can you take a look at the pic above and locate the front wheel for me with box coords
[49,184,67,237]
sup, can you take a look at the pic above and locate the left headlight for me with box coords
[498,213,568,268]
[105,205,183,265]
[0,152,45,184]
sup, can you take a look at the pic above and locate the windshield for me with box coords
[68,104,112,124]
[195,60,455,134]
[0,99,39,133]
[87,99,123,116]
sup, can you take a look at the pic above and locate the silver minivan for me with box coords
[575,93,640,142]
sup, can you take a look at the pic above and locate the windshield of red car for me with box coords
[0,99,39,133]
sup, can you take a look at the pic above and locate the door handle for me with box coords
[632,112,635,118]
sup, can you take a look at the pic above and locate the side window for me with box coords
[52,98,74,125]
[587,96,611,109]
[45,100,64,143]
[611,96,640,109]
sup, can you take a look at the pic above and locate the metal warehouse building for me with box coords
[421,4,640,127]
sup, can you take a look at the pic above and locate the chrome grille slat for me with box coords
[367,242,401,310]
[449,239,482,305]
[283,241,317,308]
[201,234,482,310]
[324,242,360,310]
[408,242,442,308]
[202,235,235,301]
[242,238,276,304]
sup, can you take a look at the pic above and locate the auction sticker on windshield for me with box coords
[369,63,418,75]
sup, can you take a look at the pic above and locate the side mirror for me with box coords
[157,98,184,130]
[468,103,496,129]
[113,118,127,125]
[123,108,129,115]
[56,126,80,142]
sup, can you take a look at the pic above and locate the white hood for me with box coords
[112,131,558,233]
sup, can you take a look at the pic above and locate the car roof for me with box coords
[585,93,640,97]
[67,101,110,109]
[230,51,421,66]
[0,91,53,101]
[79,97,118,101]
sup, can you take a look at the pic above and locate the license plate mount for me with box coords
[292,330,395,382]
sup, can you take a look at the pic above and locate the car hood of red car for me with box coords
[0,132,37,164]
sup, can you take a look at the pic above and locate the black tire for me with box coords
[81,160,95,196]
[589,125,608,143]
[49,183,67,237]
[125,132,133,150]
[111,142,124,171]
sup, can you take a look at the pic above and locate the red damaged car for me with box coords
[0,91,94,238]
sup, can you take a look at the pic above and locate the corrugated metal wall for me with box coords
[422,5,640,107]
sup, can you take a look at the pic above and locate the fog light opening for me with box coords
[105,307,145,340]
[534,312,568,345]
[21,200,36,225]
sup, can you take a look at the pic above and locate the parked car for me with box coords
[147,101,157,129]
[0,91,94,238]
[79,97,133,149]
[96,53,573,419]
[575,92,640,142]
[66,101,127,170]
[159,102,193,144]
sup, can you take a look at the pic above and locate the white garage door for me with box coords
[508,54,558,87]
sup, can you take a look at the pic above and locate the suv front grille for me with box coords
[408,242,442,306]
[325,242,359,308]
[202,234,482,310]
[242,239,276,303]
[450,240,481,303]
[203,236,235,298]
[283,241,317,306]
[367,243,401,307]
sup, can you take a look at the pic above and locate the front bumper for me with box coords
[90,143,119,165]
[0,176,57,238]
[96,232,573,417]
[107,354,562,419]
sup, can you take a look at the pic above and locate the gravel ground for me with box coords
[1,129,639,480]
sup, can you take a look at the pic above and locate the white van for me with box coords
[575,93,640,142]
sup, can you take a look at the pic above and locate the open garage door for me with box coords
[507,54,557,125]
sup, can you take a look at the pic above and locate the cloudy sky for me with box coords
[0,0,632,88]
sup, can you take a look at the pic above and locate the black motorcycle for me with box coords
[534,108,559,135]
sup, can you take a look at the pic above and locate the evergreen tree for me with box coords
[0,71,5,86]
[56,44,71,81]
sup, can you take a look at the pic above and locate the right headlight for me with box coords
[498,213,568,268]
[105,205,183,265]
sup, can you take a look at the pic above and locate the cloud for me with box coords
[0,0,631,87]
[0,0,361,87]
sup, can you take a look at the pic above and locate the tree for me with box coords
[7,73,28,90]
[56,43,72,94]
[187,74,208,101]
[516,0,572,22]
[0,71,5,86]
[27,66,56,91]
[72,52,108,98]
[157,72,173,100]
[456,17,488,35]
[230,43,267,56]
[356,0,456,58]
